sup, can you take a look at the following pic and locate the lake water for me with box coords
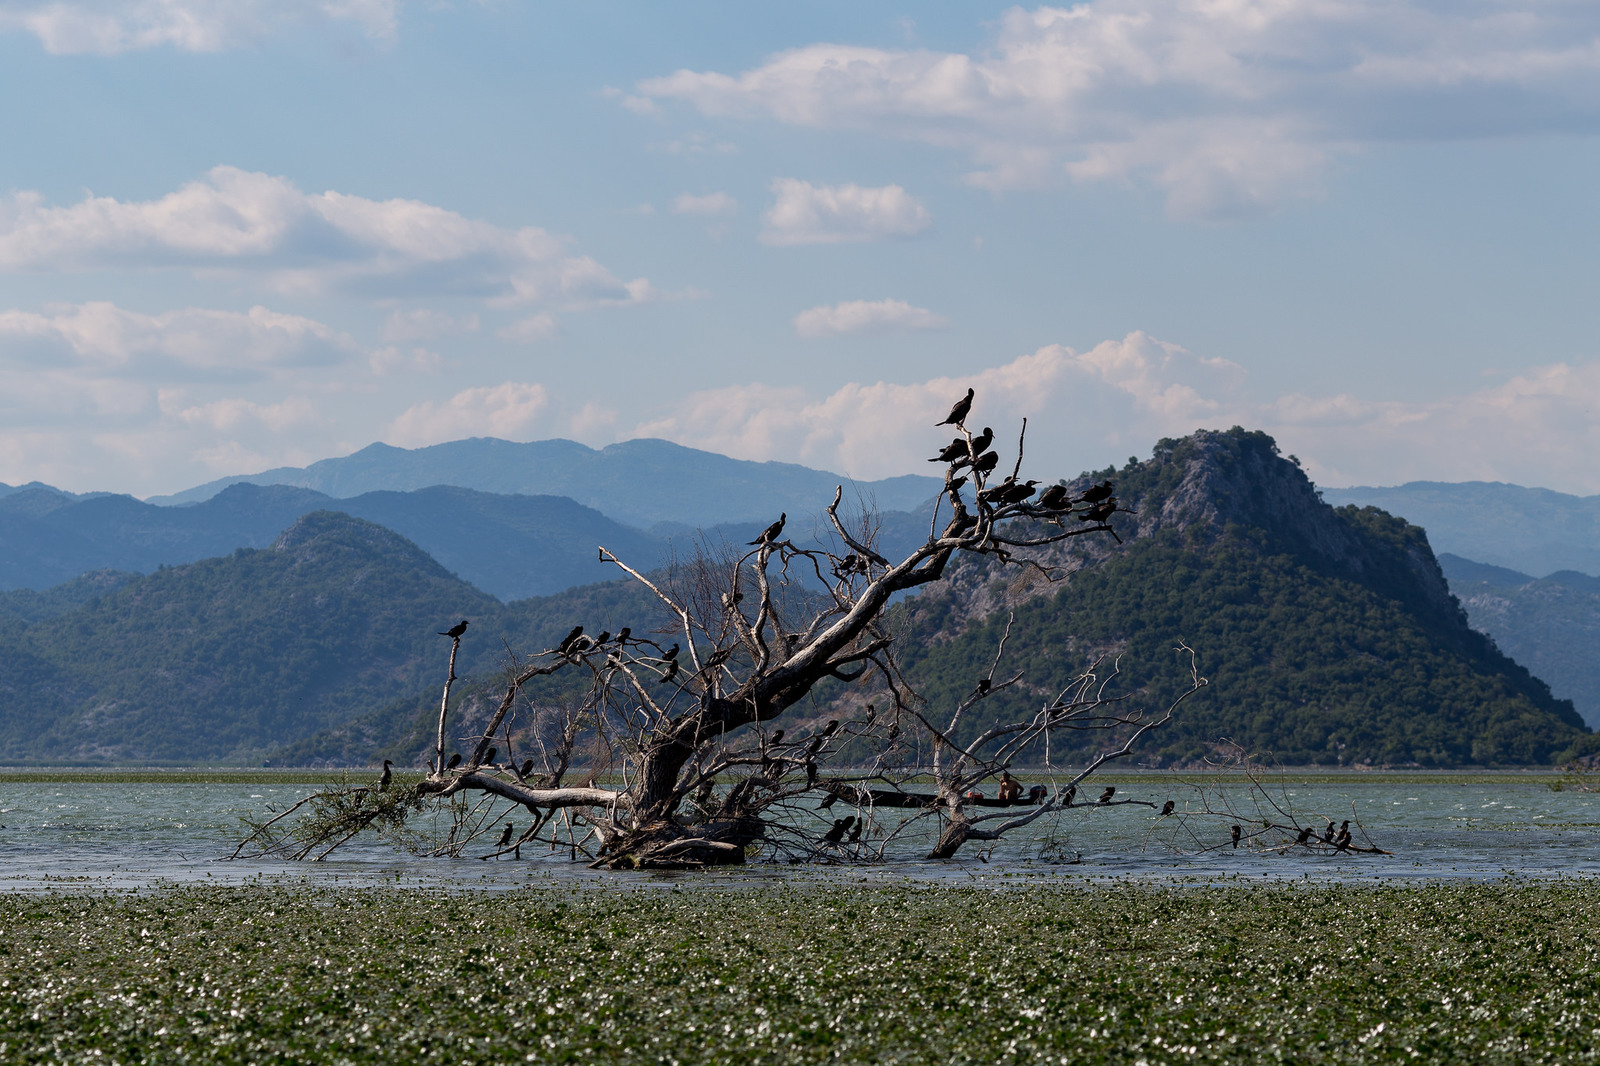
[2,772,1598,892]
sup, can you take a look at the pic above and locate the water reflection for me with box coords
[1,774,1596,892]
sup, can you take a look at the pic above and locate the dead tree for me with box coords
[238,397,1207,868]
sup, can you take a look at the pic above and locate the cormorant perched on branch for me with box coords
[846,817,864,844]
[943,502,977,539]
[937,388,974,427]
[821,720,839,738]
[557,625,584,653]
[520,759,535,778]
[1323,821,1335,844]
[971,451,1000,476]
[483,747,497,765]
[497,823,514,848]
[1062,785,1077,805]
[1297,826,1313,844]
[662,643,679,661]
[823,816,854,843]
[1080,498,1117,523]
[1098,786,1116,804]
[438,620,469,638]
[594,631,610,645]
[1082,480,1115,503]
[616,627,631,643]
[968,426,994,454]
[750,513,786,546]
[446,753,462,770]
[769,729,785,746]
[931,437,968,463]
[805,760,818,788]
[378,760,392,792]
[1231,824,1242,848]
[660,659,679,684]
[1160,800,1175,817]
[1037,484,1069,510]
[975,678,991,695]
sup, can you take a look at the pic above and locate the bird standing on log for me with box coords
[937,388,975,427]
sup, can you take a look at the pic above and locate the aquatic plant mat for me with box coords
[3,881,1598,1064]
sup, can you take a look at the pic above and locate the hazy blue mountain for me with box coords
[1321,482,1600,577]
[148,436,942,528]
[1439,553,1600,728]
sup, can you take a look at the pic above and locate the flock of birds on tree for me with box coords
[403,387,1370,861]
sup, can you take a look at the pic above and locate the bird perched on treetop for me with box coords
[1323,821,1335,844]
[557,625,584,653]
[1297,826,1313,844]
[937,388,975,427]
[846,817,864,844]
[968,427,995,455]
[1037,484,1070,511]
[931,437,968,463]
[439,620,469,638]
[750,513,786,546]
[1098,786,1116,804]
[660,659,679,684]
[616,627,631,643]
[378,759,393,792]
[972,451,1000,476]
[1082,480,1115,503]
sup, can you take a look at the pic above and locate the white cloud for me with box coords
[792,298,947,338]
[381,309,479,342]
[672,191,739,216]
[641,3,1600,220]
[385,381,551,448]
[0,300,357,379]
[0,0,397,55]
[0,166,651,305]
[761,179,930,245]
[496,312,559,343]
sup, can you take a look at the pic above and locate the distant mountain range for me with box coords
[1439,553,1600,729]
[1321,482,1600,578]
[142,436,943,530]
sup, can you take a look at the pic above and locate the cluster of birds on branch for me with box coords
[929,388,1120,526]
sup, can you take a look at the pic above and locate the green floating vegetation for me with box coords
[4,881,1600,1064]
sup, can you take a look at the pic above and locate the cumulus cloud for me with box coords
[671,191,738,216]
[381,309,479,343]
[792,298,947,338]
[0,0,397,54]
[0,166,651,305]
[385,381,551,448]
[640,3,1600,219]
[761,179,930,245]
[0,300,357,379]
[496,312,559,343]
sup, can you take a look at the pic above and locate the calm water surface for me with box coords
[2,773,1597,892]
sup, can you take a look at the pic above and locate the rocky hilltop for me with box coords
[892,428,1588,767]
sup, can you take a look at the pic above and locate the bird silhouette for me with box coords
[1160,800,1175,817]
[1062,785,1077,805]
[806,735,825,756]
[972,451,1000,476]
[943,502,977,539]
[1098,786,1116,804]
[821,720,839,738]
[823,816,854,843]
[595,631,610,645]
[378,759,393,792]
[931,437,968,463]
[446,753,462,770]
[769,729,785,746]
[968,427,995,454]
[520,758,535,778]
[663,644,680,661]
[616,627,631,643]
[1037,484,1069,510]
[438,620,469,638]
[660,659,679,684]
[1323,821,1335,844]
[483,747,497,765]
[1297,827,1313,844]
[557,625,584,653]
[846,817,864,843]
[750,513,786,546]
[497,823,514,848]
[975,678,991,695]
[937,388,974,427]
[1231,824,1242,848]
[1080,499,1117,523]
[805,760,818,788]
[1081,480,1115,503]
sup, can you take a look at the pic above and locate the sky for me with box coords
[1,1,1598,498]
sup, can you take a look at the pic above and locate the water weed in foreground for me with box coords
[3,882,1600,1063]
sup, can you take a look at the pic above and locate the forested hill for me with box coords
[0,512,666,764]
[891,428,1590,767]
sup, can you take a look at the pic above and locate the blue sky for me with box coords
[2,1,1598,497]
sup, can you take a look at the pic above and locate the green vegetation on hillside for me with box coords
[893,429,1587,767]
[6,881,1600,1064]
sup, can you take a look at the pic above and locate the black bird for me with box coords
[805,761,818,788]
[821,720,839,738]
[975,678,991,696]
[1098,786,1116,804]
[1160,800,1175,817]
[1323,821,1335,844]
[806,735,825,756]
[1080,498,1117,523]
[946,475,968,495]
[446,752,462,770]
[521,758,535,778]
[1335,820,1352,850]
[660,659,679,684]
[863,704,876,723]
[378,760,393,792]
[846,817,864,844]
[972,451,1000,476]
[663,644,680,661]
[1028,785,1048,804]
[769,729,785,746]
[968,427,995,454]
[595,631,610,645]
[931,437,968,463]
[557,625,584,653]
[1081,480,1115,503]
[1037,484,1070,510]
[497,823,514,848]
[483,747,497,765]
[1000,479,1039,504]
[1297,826,1313,844]
[937,388,975,427]
[750,513,787,546]
[1231,824,1242,848]
[438,620,469,638]
[823,816,853,843]
[616,627,631,643]
[1062,785,1077,805]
